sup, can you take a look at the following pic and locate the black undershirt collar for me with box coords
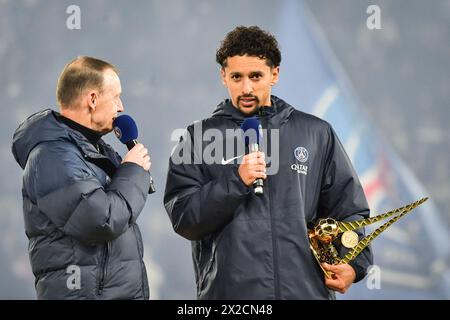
[56,114,103,151]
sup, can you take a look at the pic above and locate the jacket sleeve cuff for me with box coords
[348,259,368,283]
[231,165,251,196]
[108,162,150,223]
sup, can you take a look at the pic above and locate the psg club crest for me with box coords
[294,146,308,163]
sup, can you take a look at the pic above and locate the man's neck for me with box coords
[60,107,92,129]
[58,107,103,149]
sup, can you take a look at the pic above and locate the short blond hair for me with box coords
[56,56,118,108]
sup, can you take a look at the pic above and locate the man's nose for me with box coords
[242,78,253,95]
[117,99,124,112]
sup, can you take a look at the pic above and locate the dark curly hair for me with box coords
[216,26,281,68]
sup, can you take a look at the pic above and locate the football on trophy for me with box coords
[314,218,339,243]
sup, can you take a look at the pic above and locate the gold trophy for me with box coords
[308,197,428,278]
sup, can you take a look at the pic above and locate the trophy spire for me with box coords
[309,197,429,278]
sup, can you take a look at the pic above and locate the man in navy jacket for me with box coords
[12,56,151,299]
[164,26,373,299]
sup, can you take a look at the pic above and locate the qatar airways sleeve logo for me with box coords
[291,146,309,175]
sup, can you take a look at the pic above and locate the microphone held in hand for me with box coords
[241,117,264,195]
[113,114,156,194]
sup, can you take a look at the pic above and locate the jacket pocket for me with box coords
[197,230,226,296]
[198,243,216,296]
[133,224,149,299]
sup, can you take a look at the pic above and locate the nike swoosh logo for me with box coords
[221,154,244,165]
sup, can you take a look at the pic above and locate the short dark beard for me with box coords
[236,94,260,115]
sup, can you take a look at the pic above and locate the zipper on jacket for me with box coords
[262,117,281,299]
[97,242,110,296]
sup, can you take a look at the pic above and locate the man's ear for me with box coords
[86,90,98,112]
[271,66,280,86]
[220,68,227,87]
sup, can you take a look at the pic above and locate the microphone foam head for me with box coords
[241,117,261,145]
[113,114,138,143]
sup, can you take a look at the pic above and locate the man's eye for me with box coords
[251,74,262,80]
[231,75,241,80]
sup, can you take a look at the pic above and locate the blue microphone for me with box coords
[113,115,156,194]
[241,117,264,195]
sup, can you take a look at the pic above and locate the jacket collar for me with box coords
[12,109,119,169]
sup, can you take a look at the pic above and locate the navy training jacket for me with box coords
[164,96,373,299]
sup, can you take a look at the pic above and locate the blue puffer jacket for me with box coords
[12,109,150,299]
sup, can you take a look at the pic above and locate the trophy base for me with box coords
[309,244,335,279]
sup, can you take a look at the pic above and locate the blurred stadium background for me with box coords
[0,0,449,299]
